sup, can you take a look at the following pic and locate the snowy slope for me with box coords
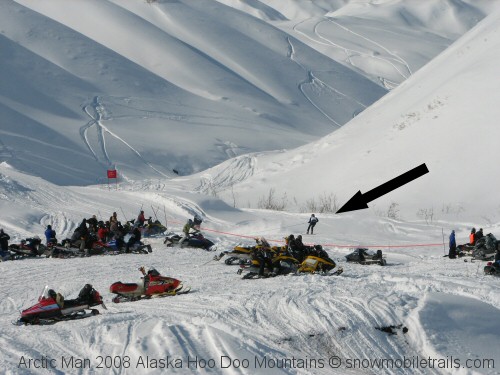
[1,0,387,185]
[189,5,500,221]
[1,0,491,185]
[1,1,500,374]
[1,165,499,375]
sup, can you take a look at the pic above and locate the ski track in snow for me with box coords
[292,17,412,88]
[197,155,257,194]
[81,96,168,178]
[325,17,412,79]
[287,38,341,128]
[2,230,499,375]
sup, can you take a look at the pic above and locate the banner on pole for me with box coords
[107,169,117,179]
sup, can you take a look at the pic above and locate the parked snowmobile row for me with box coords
[214,237,343,279]
[16,267,189,325]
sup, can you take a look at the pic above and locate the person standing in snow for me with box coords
[137,210,146,227]
[475,228,484,242]
[448,230,457,259]
[469,227,476,246]
[44,225,57,245]
[0,229,10,259]
[179,219,194,248]
[306,214,318,235]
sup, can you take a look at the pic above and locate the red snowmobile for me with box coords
[16,284,106,325]
[109,267,190,303]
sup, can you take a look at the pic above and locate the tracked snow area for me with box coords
[1,1,500,374]
[1,165,499,375]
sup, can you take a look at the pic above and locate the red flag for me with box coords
[107,169,117,179]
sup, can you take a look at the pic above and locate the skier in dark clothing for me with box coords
[448,230,457,259]
[44,225,57,245]
[307,214,318,234]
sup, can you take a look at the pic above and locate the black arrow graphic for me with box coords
[336,163,429,214]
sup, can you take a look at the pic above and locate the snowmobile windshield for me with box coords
[39,285,50,301]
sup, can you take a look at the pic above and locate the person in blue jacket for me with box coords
[44,225,57,245]
[448,230,457,259]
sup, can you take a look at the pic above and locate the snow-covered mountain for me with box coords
[187,4,500,221]
[1,0,491,185]
[1,1,500,375]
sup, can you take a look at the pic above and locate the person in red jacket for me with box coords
[137,211,146,227]
[469,227,476,245]
[97,225,109,242]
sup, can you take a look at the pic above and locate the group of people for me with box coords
[249,231,329,277]
[448,227,486,259]
[66,211,153,253]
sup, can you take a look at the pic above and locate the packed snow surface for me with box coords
[1,1,500,374]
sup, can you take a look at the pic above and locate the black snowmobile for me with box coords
[345,248,386,266]
[472,233,499,261]
[164,232,216,251]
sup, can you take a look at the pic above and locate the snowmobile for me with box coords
[484,260,500,276]
[214,243,284,265]
[54,236,110,258]
[237,252,300,279]
[345,248,386,266]
[109,267,190,303]
[164,232,216,251]
[456,243,475,257]
[297,255,343,275]
[8,237,46,258]
[140,222,167,237]
[16,284,106,325]
[472,234,498,261]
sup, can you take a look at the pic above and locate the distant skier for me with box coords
[448,230,457,259]
[306,214,318,235]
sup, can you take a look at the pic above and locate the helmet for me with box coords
[147,268,160,276]
[48,289,57,299]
